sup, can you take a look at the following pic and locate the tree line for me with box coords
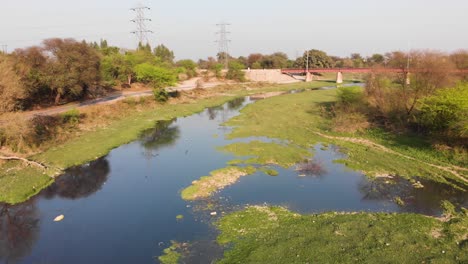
[1,38,467,113]
[0,39,196,112]
[198,49,468,71]
[331,50,467,150]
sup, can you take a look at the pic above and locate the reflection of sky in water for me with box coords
[0,95,465,264]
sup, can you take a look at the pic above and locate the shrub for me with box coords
[332,112,370,133]
[60,109,81,125]
[226,61,246,82]
[176,59,197,78]
[133,63,177,88]
[337,86,364,107]
[417,83,468,137]
[153,88,169,103]
[210,63,224,79]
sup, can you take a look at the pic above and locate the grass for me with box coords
[158,241,182,264]
[220,89,468,189]
[0,161,53,204]
[259,167,279,176]
[181,166,257,201]
[219,141,311,168]
[216,206,467,264]
[0,81,332,204]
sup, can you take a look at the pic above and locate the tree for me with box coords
[403,51,456,115]
[294,49,333,68]
[385,51,407,69]
[133,63,177,88]
[247,53,263,68]
[101,52,133,85]
[42,38,101,104]
[351,53,365,68]
[449,49,468,69]
[0,54,26,112]
[154,44,175,64]
[260,52,289,69]
[368,54,385,66]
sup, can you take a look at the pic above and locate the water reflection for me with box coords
[358,176,468,215]
[207,105,224,120]
[139,120,180,158]
[226,97,246,111]
[41,158,110,200]
[0,201,39,264]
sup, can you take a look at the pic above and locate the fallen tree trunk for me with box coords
[0,156,48,170]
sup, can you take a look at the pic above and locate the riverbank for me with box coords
[221,89,467,187]
[180,88,466,204]
[215,206,467,263]
[0,81,333,204]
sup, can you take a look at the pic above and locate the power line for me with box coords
[216,22,231,69]
[130,5,153,46]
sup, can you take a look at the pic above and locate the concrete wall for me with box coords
[243,69,299,83]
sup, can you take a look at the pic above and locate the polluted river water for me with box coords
[0,90,466,264]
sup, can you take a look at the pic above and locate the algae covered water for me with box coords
[0,95,465,264]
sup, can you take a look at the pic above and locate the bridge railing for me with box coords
[281,68,468,74]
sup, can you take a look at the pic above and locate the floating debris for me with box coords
[54,215,65,222]
[412,181,424,189]
[210,212,217,216]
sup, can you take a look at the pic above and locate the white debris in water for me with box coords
[210,212,217,216]
[54,215,65,222]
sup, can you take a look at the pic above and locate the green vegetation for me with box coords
[133,63,177,88]
[176,214,184,220]
[219,141,310,168]
[181,166,256,201]
[216,206,467,264]
[220,89,467,188]
[158,241,182,264]
[418,84,468,138]
[0,161,53,204]
[0,81,332,204]
[259,167,279,176]
[226,61,246,82]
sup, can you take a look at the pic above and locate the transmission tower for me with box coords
[130,5,153,46]
[216,22,231,69]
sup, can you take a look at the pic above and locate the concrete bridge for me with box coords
[281,68,468,83]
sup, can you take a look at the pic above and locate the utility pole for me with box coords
[0,45,7,54]
[131,5,153,46]
[216,22,231,70]
[306,50,309,73]
[405,42,411,85]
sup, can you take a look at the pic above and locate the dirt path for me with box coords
[314,132,468,184]
[23,79,228,118]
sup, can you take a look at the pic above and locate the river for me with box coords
[0,90,466,264]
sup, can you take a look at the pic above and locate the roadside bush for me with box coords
[60,109,81,125]
[210,63,224,79]
[31,115,61,144]
[226,61,246,82]
[153,88,169,103]
[417,83,468,138]
[176,59,197,78]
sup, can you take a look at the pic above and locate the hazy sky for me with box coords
[1,0,467,60]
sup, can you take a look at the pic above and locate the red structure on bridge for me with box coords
[281,68,468,74]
